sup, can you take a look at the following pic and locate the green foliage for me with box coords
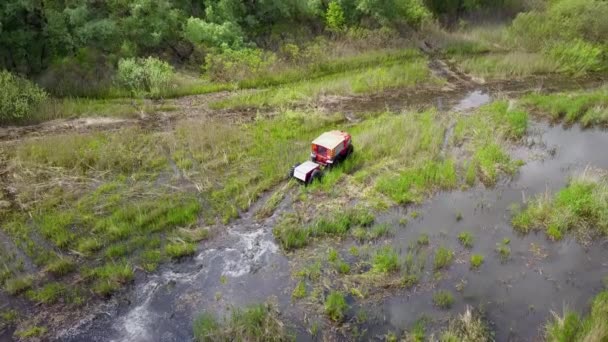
[326,1,346,31]
[14,326,47,339]
[440,308,493,341]
[372,246,400,273]
[274,207,374,250]
[4,276,33,295]
[45,257,76,276]
[325,291,348,322]
[458,232,474,248]
[512,174,608,240]
[547,40,606,75]
[0,70,48,124]
[165,242,197,259]
[193,302,290,342]
[116,57,175,97]
[522,87,608,127]
[434,247,454,270]
[292,281,307,299]
[417,233,430,246]
[184,18,245,50]
[496,241,511,262]
[433,290,454,309]
[545,291,608,342]
[377,160,457,204]
[27,282,66,304]
[204,48,277,82]
[470,254,484,269]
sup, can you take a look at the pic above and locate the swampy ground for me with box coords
[2,26,608,342]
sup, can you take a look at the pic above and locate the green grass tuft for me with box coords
[434,247,454,270]
[458,232,474,248]
[372,246,400,273]
[325,291,348,322]
[433,290,455,309]
[470,254,485,270]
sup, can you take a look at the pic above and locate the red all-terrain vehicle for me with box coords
[289,130,354,184]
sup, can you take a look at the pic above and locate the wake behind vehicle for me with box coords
[289,130,354,184]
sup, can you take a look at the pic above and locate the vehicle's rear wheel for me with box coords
[289,163,300,179]
[346,144,354,156]
[309,170,323,185]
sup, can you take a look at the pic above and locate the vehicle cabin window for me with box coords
[317,145,327,156]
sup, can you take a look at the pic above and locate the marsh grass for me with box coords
[453,101,525,186]
[27,282,66,304]
[292,281,307,299]
[441,307,493,341]
[545,291,608,342]
[433,290,454,309]
[512,172,608,241]
[458,232,474,248]
[372,246,400,273]
[212,54,441,110]
[522,87,608,127]
[325,291,348,322]
[434,247,454,270]
[238,49,423,89]
[273,208,374,251]
[455,52,561,79]
[193,301,291,342]
[470,254,484,270]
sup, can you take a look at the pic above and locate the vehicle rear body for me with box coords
[310,130,352,166]
[293,161,321,183]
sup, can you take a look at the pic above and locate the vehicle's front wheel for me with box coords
[289,163,300,179]
[308,170,323,185]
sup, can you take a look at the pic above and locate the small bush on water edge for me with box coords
[512,172,608,241]
[545,291,608,342]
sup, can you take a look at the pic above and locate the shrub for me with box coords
[325,291,348,322]
[326,1,346,32]
[0,70,48,124]
[116,57,174,97]
[184,18,245,50]
[204,48,277,82]
[547,40,605,75]
[433,290,454,309]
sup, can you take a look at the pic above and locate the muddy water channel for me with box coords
[61,89,608,342]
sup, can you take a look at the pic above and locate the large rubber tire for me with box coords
[289,163,300,179]
[308,169,323,185]
[346,144,354,157]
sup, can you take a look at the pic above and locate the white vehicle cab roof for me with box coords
[312,131,344,150]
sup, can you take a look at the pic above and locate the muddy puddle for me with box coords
[53,86,608,342]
